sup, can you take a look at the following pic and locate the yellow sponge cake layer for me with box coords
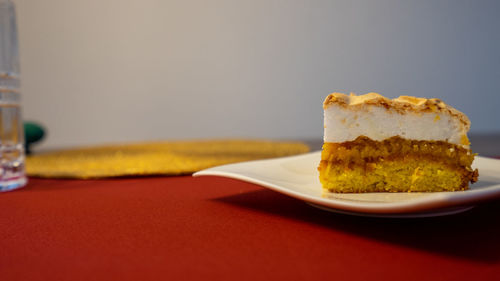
[318,136,478,193]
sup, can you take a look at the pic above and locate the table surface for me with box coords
[2,176,500,281]
[2,136,500,281]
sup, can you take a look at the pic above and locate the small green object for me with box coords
[24,122,45,154]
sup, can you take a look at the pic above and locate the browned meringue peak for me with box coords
[323,92,470,130]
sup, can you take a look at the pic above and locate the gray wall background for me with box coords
[13,0,500,149]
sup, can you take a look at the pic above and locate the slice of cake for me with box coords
[318,92,478,193]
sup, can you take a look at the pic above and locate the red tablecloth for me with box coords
[1,176,499,281]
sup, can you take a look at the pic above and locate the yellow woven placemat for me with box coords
[26,139,309,179]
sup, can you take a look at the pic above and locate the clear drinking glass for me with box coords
[0,0,27,191]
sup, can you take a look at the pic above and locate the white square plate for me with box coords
[193,152,500,218]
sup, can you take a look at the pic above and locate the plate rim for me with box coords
[193,152,500,215]
[306,202,475,218]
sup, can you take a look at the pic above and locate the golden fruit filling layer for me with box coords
[318,136,478,193]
